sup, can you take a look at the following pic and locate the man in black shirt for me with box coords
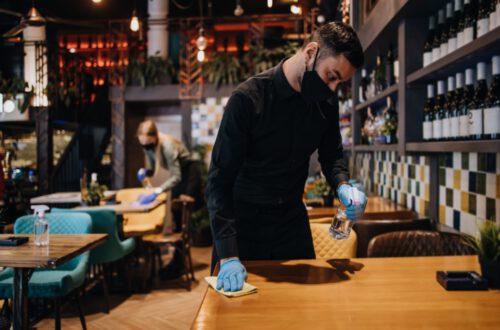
[206,22,367,292]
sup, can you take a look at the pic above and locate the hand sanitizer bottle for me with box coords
[329,189,359,240]
[31,205,50,246]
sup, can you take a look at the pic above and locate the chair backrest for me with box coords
[310,223,357,259]
[171,197,195,243]
[14,213,92,270]
[51,208,134,264]
[353,218,434,257]
[116,188,170,234]
[367,230,476,257]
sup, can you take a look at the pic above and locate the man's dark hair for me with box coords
[304,22,364,69]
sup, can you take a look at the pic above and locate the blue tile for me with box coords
[468,172,477,193]
[453,210,460,231]
[411,196,416,211]
[486,153,496,173]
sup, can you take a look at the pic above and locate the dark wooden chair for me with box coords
[143,196,196,291]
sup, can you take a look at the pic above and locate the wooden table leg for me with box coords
[13,268,31,330]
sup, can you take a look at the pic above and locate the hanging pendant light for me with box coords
[234,0,244,16]
[92,0,102,4]
[130,9,140,32]
[290,0,302,15]
[267,0,273,8]
[196,28,207,51]
[197,50,205,62]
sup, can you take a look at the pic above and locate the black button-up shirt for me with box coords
[206,61,349,259]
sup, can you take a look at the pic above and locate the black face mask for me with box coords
[301,48,334,103]
[141,143,156,151]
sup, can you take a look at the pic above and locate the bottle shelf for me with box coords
[408,26,500,84]
[406,140,500,153]
[354,84,398,111]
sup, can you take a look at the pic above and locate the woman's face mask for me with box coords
[141,143,156,151]
[300,48,335,103]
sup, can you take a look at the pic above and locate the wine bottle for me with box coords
[383,96,398,144]
[423,84,435,141]
[433,80,446,141]
[451,72,463,139]
[423,16,436,66]
[490,0,498,30]
[433,9,446,62]
[375,54,387,93]
[476,0,491,37]
[462,0,475,45]
[359,69,368,103]
[447,1,459,53]
[484,55,500,140]
[455,0,465,48]
[459,68,474,139]
[393,49,400,84]
[443,76,455,140]
[441,3,454,58]
[469,62,487,140]
[386,46,395,86]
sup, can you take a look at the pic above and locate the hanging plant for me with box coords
[244,42,300,77]
[0,71,34,113]
[203,52,244,89]
[117,51,177,87]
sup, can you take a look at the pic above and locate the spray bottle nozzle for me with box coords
[31,205,50,217]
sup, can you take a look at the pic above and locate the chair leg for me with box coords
[75,289,87,330]
[100,265,111,314]
[186,246,196,281]
[178,245,191,291]
[54,298,61,330]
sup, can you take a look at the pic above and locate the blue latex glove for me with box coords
[216,259,247,292]
[337,184,367,221]
[137,192,158,205]
[137,168,148,183]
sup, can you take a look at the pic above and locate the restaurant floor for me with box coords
[36,246,212,330]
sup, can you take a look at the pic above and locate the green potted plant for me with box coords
[466,221,500,288]
[0,71,33,113]
[203,52,244,89]
[313,177,334,207]
[82,182,108,206]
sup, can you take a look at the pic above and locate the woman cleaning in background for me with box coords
[136,119,202,278]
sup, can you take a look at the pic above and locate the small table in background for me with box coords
[0,234,107,330]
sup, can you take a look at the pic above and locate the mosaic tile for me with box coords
[453,152,461,168]
[478,153,487,172]
[469,172,477,193]
[486,198,496,222]
[462,152,469,170]
[476,172,486,195]
[469,193,477,215]
[461,191,469,213]
[446,188,453,207]
[453,210,460,231]
[439,205,446,224]
[469,153,478,172]
[453,169,460,189]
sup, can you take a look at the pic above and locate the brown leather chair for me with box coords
[367,230,476,257]
[353,218,434,257]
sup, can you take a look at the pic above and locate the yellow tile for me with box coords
[420,166,425,181]
[425,184,430,200]
[419,199,425,216]
[453,170,461,190]
[439,205,446,224]
[497,175,500,199]
[461,191,469,213]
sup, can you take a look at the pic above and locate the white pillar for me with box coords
[23,25,48,107]
[147,0,169,59]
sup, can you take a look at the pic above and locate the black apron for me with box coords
[211,200,315,272]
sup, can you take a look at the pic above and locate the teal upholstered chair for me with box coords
[0,213,92,330]
[52,208,135,312]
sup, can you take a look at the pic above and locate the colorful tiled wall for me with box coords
[438,152,500,236]
[372,151,431,218]
[191,96,229,146]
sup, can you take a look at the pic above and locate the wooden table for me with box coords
[192,256,500,330]
[73,199,164,215]
[308,196,418,220]
[0,234,107,330]
[30,191,117,205]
